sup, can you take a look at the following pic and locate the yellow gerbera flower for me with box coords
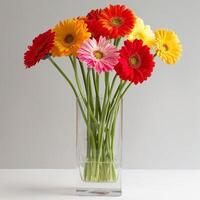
[127,17,155,47]
[154,29,182,64]
[52,19,91,56]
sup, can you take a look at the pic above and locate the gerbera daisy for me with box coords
[52,19,91,56]
[99,4,136,39]
[128,17,155,47]
[24,29,55,68]
[85,9,108,40]
[50,45,63,57]
[115,39,155,84]
[77,36,119,73]
[154,29,182,64]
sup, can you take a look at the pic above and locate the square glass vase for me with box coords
[76,98,123,196]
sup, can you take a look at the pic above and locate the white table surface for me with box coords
[0,170,200,200]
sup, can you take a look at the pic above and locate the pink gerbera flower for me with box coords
[77,36,119,73]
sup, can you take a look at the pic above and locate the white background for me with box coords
[0,0,199,169]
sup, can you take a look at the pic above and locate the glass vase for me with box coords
[76,97,123,196]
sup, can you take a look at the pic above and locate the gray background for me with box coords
[0,0,199,169]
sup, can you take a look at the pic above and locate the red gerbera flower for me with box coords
[85,9,108,40]
[115,39,155,84]
[24,29,55,68]
[99,5,136,39]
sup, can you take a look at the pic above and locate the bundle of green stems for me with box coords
[48,46,131,182]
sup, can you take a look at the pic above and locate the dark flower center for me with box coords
[94,50,104,59]
[129,56,140,68]
[111,17,123,27]
[64,34,74,44]
[163,44,169,51]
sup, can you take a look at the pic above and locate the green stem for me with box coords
[88,71,94,112]
[49,57,97,159]
[111,80,123,105]
[120,82,132,98]
[110,74,118,94]
[111,106,119,157]
[86,69,96,160]
[70,56,86,102]
[106,81,123,121]
[78,60,87,93]
[92,70,101,119]
[107,82,132,134]
[105,82,127,137]
[69,57,100,128]
[49,57,99,181]
[114,38,121,47]
[97,73,110,164]
[96,72,101,118]
[48,57,86,121]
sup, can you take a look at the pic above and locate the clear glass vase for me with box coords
[76,97,123,196]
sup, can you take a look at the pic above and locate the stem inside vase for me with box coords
[77,96,122,183]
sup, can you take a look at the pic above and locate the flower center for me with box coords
[111,17,123,26]
[64,34,74,44]
[130,56,139,65]
[94,50,104,59]
[163,44,169,51]
[129,56,140,68]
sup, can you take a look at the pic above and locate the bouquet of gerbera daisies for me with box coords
[24,5,182,182]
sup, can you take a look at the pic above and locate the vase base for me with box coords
[76,188,121,196]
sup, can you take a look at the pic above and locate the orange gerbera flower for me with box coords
[52,19,91,56]
[99,5,136,39]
